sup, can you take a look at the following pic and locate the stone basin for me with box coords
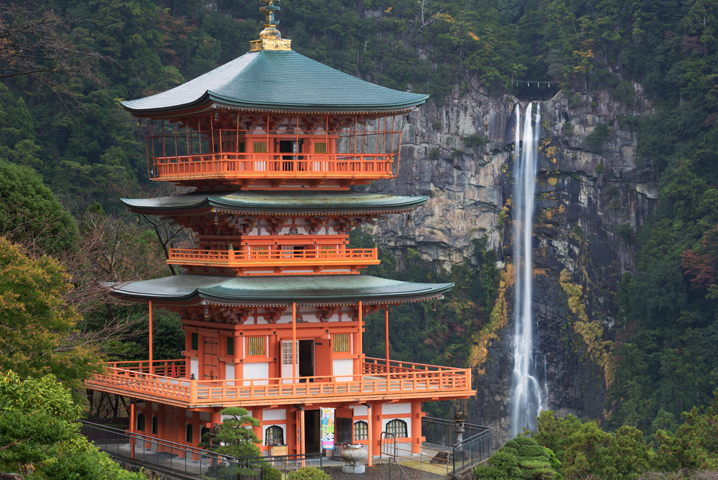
[340,444,368,474]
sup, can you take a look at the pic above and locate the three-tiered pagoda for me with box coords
[86,3,474,462]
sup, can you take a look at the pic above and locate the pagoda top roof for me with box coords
[121,50,429,117]
[122,190,429,216]
[110,274,452,306]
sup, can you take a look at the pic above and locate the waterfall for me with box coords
[510,102,546,437]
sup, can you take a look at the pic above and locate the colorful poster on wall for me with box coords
[320,408,335,449]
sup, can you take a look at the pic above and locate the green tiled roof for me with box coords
[121,190,428,215]
[121,50,429,115]
[110,274,453,305]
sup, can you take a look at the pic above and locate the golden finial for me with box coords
[250,0,292,52]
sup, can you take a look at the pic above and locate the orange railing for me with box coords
[104,359,186,378]
[148,153,397,181]
[167,247,378,265]
[86,359,471,407]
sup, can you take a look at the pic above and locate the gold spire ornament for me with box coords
[250,0,292,52]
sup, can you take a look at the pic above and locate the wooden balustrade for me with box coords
[148,153,397,182]
[167,247,378,265]
[86,359,472,407]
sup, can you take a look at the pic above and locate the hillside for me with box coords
[1,0,718,448]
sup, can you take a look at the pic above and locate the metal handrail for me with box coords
[80,420,322,479]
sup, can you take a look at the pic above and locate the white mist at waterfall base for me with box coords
[509,102,547,438]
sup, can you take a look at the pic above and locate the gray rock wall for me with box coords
[365,83,657,442]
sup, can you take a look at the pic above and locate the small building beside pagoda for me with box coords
[86,4,474,462]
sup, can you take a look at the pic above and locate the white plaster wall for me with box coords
[190,358,199,379]
[382,403,411,415]
[243,362,269,385]
[263,409,287,421]
[333,359,353,382]
[226,364,235,386]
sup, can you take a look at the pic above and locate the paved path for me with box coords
[324,463,447,480]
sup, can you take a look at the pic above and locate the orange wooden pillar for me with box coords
[129,400,136,459]
[292,303,297,380]
[149,301,153,374]
[300,407,306,466]
[252,409,263,450]
[371,403,382,458]
[367,403,373,467]
[357,301,363,375]
[411,401,423,454]
[384,309,389,368]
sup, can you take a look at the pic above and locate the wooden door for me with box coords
[281,340,298,384]
[314,337,332,381]
[203,336,219,380]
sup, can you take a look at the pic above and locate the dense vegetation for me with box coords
[2,0,718,478]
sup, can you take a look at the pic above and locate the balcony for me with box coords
[149,154,398,185]
[85,358,474,408]
[167,247,379,275]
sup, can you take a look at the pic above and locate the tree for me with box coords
[0,4,105,104]
[210,407,262,459]
[0,159,78,255]
[0,370,145,479]
[0,237,102,390]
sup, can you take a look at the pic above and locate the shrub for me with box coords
[585,123,610,150]
[286,467,331,480]
[519,445,548,457]
[463,134,489,148]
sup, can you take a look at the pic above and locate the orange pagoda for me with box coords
[86,3,474,462]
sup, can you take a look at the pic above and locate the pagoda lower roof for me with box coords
[121,50,429,116]
[121,191,428,216]
[109,274,453,306]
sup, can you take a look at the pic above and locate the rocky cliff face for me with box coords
[365,81,657,443]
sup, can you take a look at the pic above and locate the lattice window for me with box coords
[314,143,327,154]
[265,425,284,446]
[251,246,268,258]
[226,337,234,356]
[247,337,265,356]
[191,332,198,350]
[136,413,145,432]
[282,341,295,365]
[320,245,336,257]
[253,142,267,153]
[186,424,193,443]
[333,334,350,353]
[152,416,158,435]
[354,421,368,441]
[386,419,408,438]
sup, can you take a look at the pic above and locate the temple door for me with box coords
[203,336,219,380]
[281,340,298,384]
[314,337,332,382]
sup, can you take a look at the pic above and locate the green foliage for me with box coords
[463,134,489,149]
[0,238,102,389]
[475,436,561,480]
[584,123,609,150]
[286,467,331,480]
[0,371,145,479]
[0,159,78,253]
[562,122,573,137]
[533,411,653,480]
[211,407,262,458]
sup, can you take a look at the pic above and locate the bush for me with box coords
[585,123,610,150]
[519,445,548,457]
[463,134,489,148]
[286,466,330,480]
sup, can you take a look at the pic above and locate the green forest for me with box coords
[1,0,718,478]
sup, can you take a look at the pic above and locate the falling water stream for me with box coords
[510,103,547,437]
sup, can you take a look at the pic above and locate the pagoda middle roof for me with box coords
[121,50,429,116]
[110,274,453,306]
[121,191,429,216]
